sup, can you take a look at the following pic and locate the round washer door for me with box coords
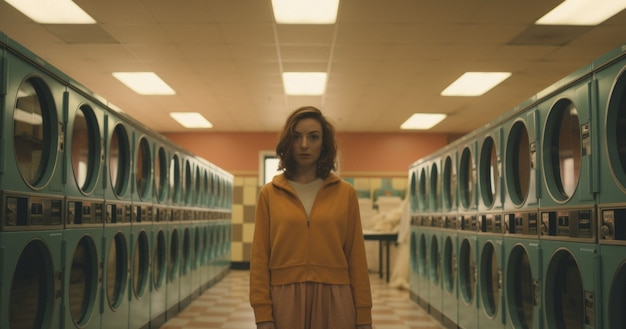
[506,245,535,328]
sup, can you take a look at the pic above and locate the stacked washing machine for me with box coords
[166,152,183,320]
[408,166,420,303]
[456,133,479,329]
[594,44,626,329]
[415,162,431,311]
[130,131,155,329]
[151,143,170,329]
[63,80,107,329]
[103,109,134,329]
[501,98,543,329]
[178,156,194,310]
[427,155,444,323]
[537,64,602,329]
[440,148,459,329]
[476,122,505,329]
[0,36,67,329]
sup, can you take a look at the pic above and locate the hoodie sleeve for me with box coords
[249,186,274,323]
[343,186,373,325]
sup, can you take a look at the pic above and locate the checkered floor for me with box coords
[160,270,444,329]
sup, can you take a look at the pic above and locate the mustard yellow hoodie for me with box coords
[249,173,373,325]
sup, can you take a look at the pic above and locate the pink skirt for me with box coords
[270,282,356,329]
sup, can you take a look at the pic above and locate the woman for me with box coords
[250,106,373,329]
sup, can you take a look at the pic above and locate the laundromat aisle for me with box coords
[160,270,444,329]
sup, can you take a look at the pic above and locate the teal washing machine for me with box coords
[189,160,204,301]
[214,169,233,278]
[102,112,133,329]
[178,156,195,310]
[457,136,480,329]
[502,105,542,329]
[537,65,601,329]
[593,43,626,329]
[166,152,183,320]
[441,149,459,329]
[408,165,420,303]
[1,36,67,329]
[62,84,107,329]
[129,133,154,329]
[150,143,170,329]
[200,160,220,291]
[415,163,431,311]
[427,156,445,323]
[476,123,506,329]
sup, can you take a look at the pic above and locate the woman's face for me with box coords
[291,118,323,170]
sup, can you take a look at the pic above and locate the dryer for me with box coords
[502,106,542,329]
[1,36,67,329]
[129,132,154,329]
[102,111,133,329]
[440,148,459,329]
[150,143,170,329]
[476,123,505,329]
[62,84,107,329]
[593,43,626,329]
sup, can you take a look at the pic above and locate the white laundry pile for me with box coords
[359,196,411,290]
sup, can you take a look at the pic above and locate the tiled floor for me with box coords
[160,270,444,329]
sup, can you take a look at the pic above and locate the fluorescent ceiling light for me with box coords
[272,0,340,24]
[401,113,447,130]
[5,0,96,24]
[170,112,213,129]
[441,72,511,96]
[536,0,626,26]
[112,72,176,95]
[282,72,327,95]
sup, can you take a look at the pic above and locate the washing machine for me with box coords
[536,64,596,217]
[102,111,133,329]
[189,160,205,301]
[408,165,420,303]
[456,135,480,329]
[166,152,183,320]
[150,142,170,329]
[502,106,542,329]
[0,36,67,329]
[129,132,154,329]
[476,123,506,329]
[213,168,233,279]
[427,156,445,323]
[62,84,107,329]
[441,148,459,329]
[178,156,195,310]
[593,43,626,329]
[415,162,431,311]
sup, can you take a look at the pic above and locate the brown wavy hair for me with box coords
[276,106,338,179]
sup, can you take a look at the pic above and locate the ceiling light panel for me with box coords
[536,0,626,26]
[272,0,340,24]
[441,72,511,96]
[170,112,213,129]
[5,0,96,24]
[282,72,327,95]
[401,113,447,130]
[112,72,176,95]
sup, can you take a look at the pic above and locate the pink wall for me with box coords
[165,132,450,173]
